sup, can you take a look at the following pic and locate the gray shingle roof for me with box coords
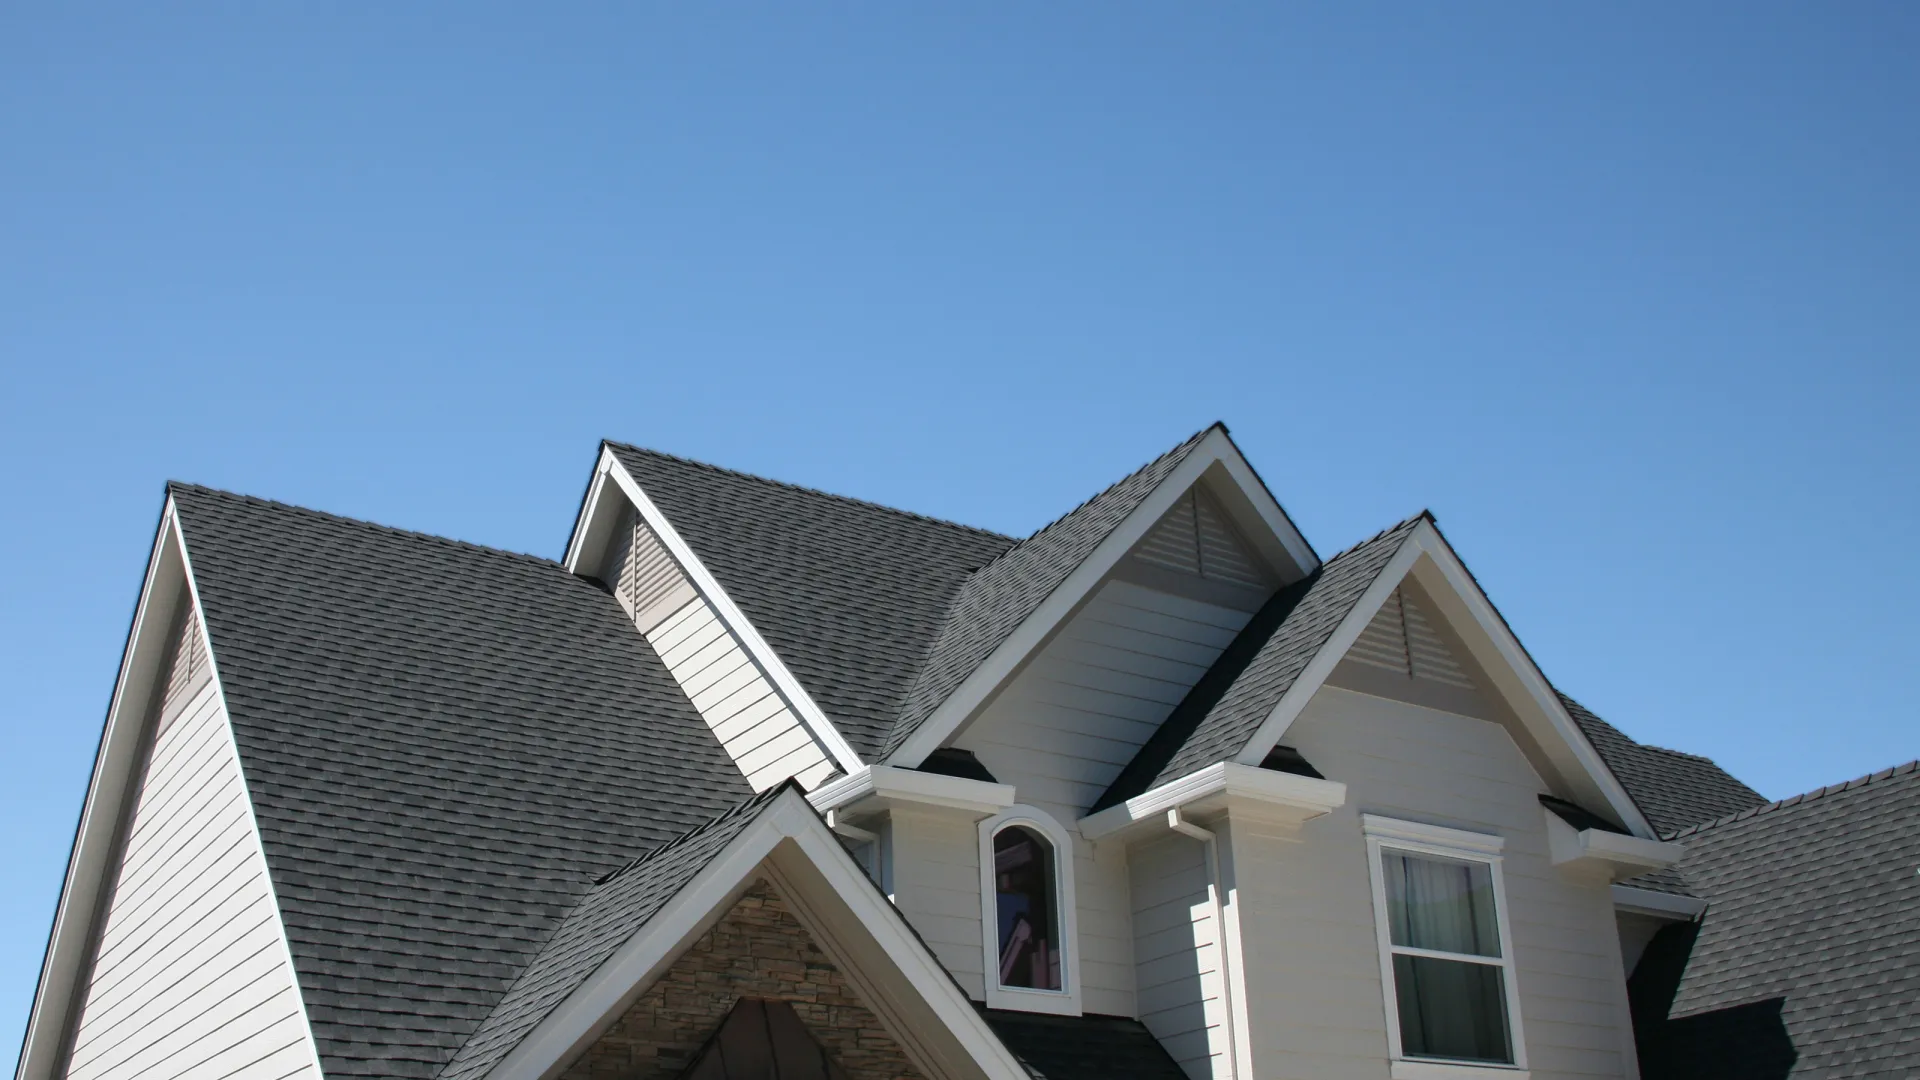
[608,444,1016,762]
[1559,695,1766,837]
[1631,761,1920,1078]
[170,485,753,1080]
[1095,514,1426,807]
[981,1010,1191,1080]
[884,425,1221,758]
[440,787,784,1080]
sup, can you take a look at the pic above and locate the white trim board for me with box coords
[17,502,185,1080]
[1078,762,1347,842]
[975,806,1083,1017]
[1611,885,1707,921]
[889,427,1319,768]
[571,448,863,778]
[809,765,1016,820]
[483,789,1029,1080]
[1233,520,1658,840]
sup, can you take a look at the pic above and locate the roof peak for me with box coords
[1667,758,1920,840]
[603,440,1015,542]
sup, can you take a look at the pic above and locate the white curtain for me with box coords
[1384,851,1510,1063]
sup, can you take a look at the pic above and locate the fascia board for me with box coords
[15,500,181,1080]
[601,456,865,777]
[1212,440,1318,578]
[1399,527,1659,840]
[1562,829,1685,873]
[560,449,618,575]
[1232,536,1425,769]
[892,428,1274,767]
[1611,884,1708,921]
[1079,762,1347,841]
[807,766,1016,819]
[490,790,1027,1080]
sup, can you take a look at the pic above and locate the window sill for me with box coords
[982,985,1082,1017]
[1390,1060,1528,1080]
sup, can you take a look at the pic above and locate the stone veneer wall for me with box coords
[559,881,925,1080]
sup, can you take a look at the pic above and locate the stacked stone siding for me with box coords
[560,881,925,1080]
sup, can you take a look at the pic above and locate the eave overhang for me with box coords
[1078,762,1347,842]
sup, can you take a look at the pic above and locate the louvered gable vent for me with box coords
[1346,587,1476,690]
[1128,486,1272,591]
[606,505,700,634]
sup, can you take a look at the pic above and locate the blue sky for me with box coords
[3,4,1915,1065]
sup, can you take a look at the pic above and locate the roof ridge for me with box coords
[604,441,1016,542]
[1665,759,1920,840]
[167,481,562,567]
[1324,510,1432,562]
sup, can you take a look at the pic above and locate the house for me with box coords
[15,424,1916,1080]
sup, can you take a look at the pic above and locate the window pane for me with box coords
[1384,851,1500,957]
[1392,954,1512,1064]
[993,826,1062,991]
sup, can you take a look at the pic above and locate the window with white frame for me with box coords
[1363,815,1525,1072]
[978,807,1081,1014]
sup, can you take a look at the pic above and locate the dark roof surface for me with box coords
[609,444,1015,762]
[441,788,784,1080]
[171,485,754,1080]
[882,426,1221,758]
[1631,761,1920,1079]
[981,1010,1192,1080]
[1095,515,1425,807]
[1560,695,1767,836]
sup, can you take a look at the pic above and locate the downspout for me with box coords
[1168,808,1240,1080]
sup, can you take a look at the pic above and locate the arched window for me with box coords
[993,826,1060,990]
[978,807,1080,1014]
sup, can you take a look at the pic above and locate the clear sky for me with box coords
[3,5,1915,1066]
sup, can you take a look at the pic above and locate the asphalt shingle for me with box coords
[171,485,753,1080]
[981,1010,1192,1080]
[440,788,783,1080]
[1631,761,1920,1078]
[608,444,1016,762]
[1560,694,1766,837]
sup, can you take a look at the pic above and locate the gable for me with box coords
[889,427,1317,768]
[560,882,921,1080]
[1324,581,1494,719]
[595,489,843,791]
[595,443,1017,763]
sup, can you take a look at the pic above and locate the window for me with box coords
[978,807,1080,1014]
[1363,816,1526,1074]
[993,827,1060,990]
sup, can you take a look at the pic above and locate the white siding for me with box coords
[955,578,1260,1018]
[1225,685,1639,1080]
[66,641,320,1080]
[599,500,836,792]
[886,808,989,1000]
[1130,834,1229,1080]
[960,579,1254,810]
[645,598,836,792]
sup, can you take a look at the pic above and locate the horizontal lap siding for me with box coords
[957,579,1261,1020]
[1227,686,1636,1080]
[1130,835,1228,1080]
[887,809,987,1001]
[68,664,320,1080]
[601,502,835,792]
